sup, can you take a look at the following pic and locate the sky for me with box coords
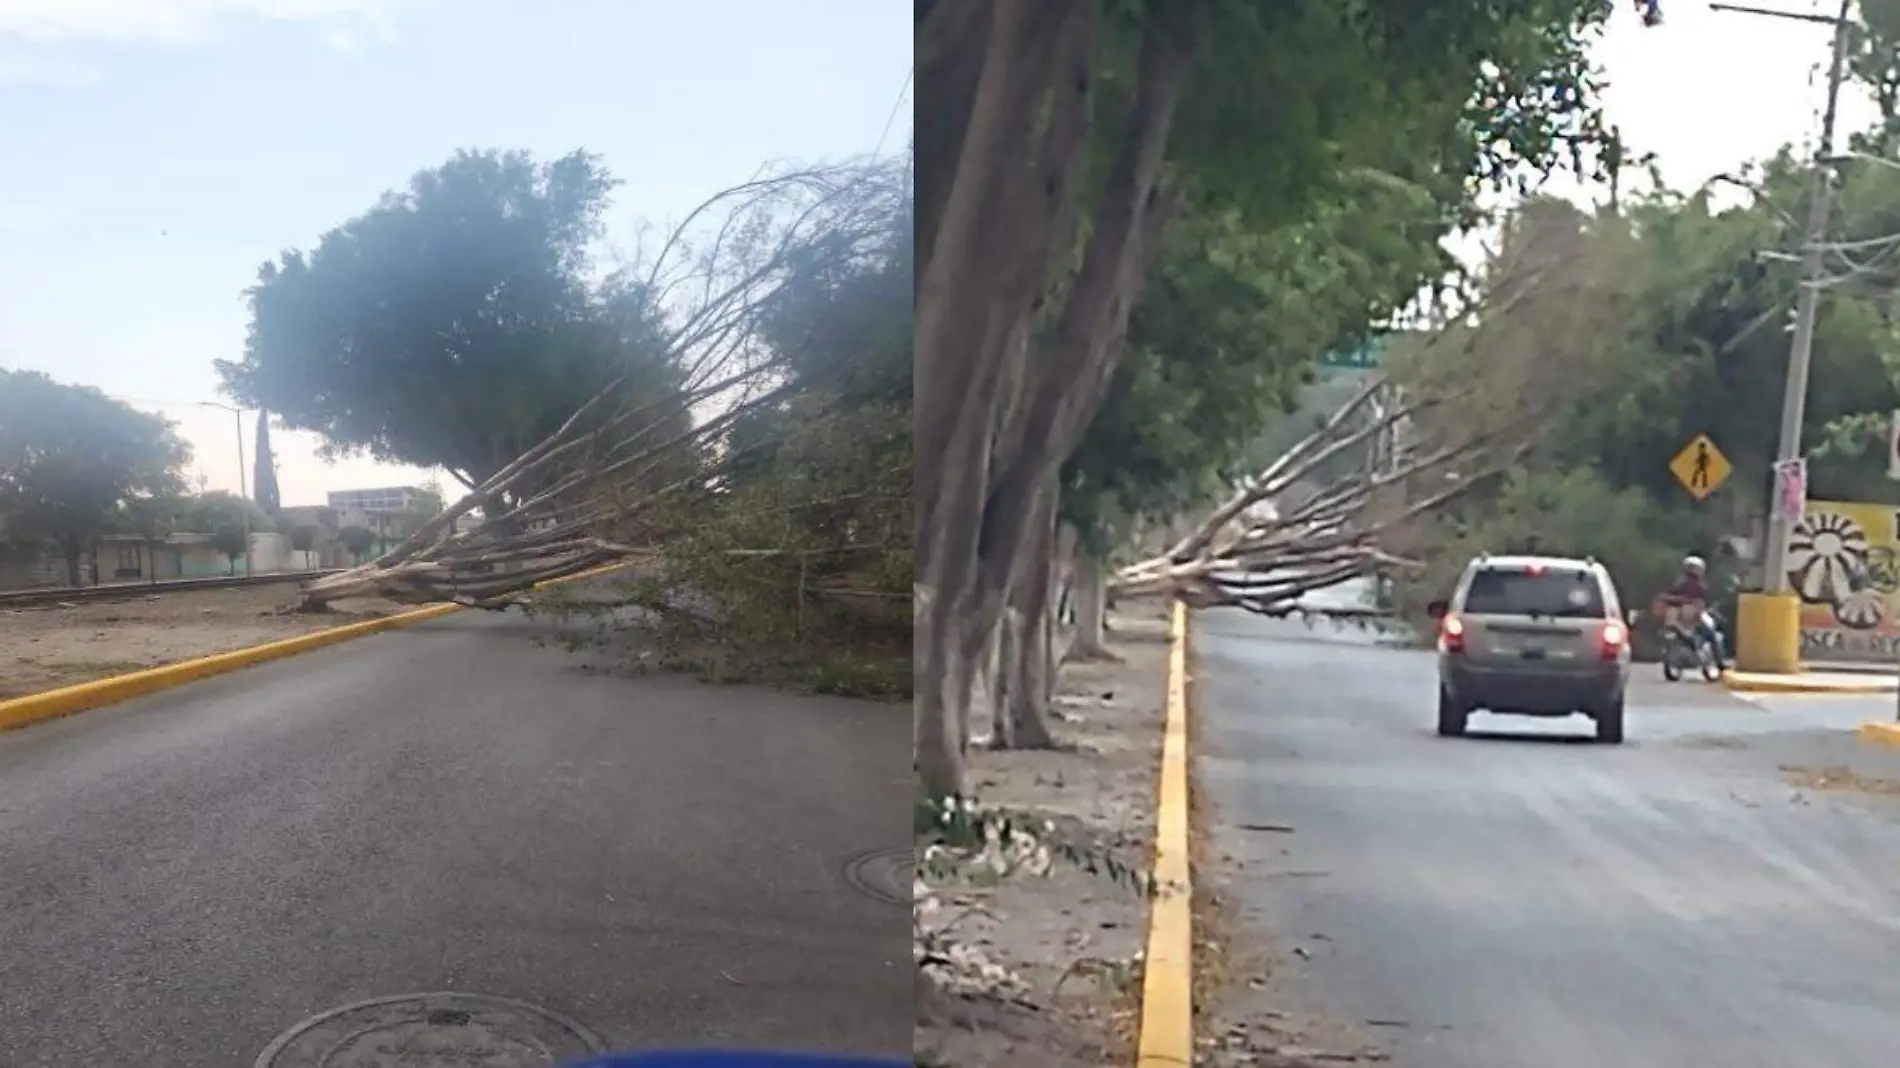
[1562,0,1877,206]
[0,0,912,507]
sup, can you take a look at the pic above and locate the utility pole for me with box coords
[1711,0,1853,595]
[198,401,254,579]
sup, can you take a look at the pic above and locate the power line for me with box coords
[872,68,913,159]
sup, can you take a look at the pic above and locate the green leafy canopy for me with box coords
[216,148,684,494]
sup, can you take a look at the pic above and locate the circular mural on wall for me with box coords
[1786,510,1883,629]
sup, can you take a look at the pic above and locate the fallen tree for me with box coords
[1114,199,1632,612]
[294,161,910,611]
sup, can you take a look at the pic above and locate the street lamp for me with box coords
[197,401,253,579]
[1712,0,1854,674]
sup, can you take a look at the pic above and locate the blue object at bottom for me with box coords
[564,1053,910,1068]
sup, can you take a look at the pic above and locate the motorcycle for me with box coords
[1661,609,1725,683]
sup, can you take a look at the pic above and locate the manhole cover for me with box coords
[842,846,911,906]
[254,992,607,1068]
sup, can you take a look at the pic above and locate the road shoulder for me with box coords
[1189,612,1395,1068]
[916,602,1174,1068]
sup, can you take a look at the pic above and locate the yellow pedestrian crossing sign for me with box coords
[1669,434,1731,501]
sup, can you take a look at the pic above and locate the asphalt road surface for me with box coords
[1197,607,1900,1068]
[0,605,910,1066]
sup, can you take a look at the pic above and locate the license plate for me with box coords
[1520,647,1547,661]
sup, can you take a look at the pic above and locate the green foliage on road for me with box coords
[0,369,192,586]
[537,159,913,699]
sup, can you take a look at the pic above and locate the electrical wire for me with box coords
[872,68,913,160]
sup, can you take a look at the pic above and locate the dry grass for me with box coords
[0,584,406,699]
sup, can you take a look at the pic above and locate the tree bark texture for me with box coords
[994,492,1060,749]
[912,583,966,801]
[913,2,1197,787]
[913,0,1094,798]
[1069,551,1113,661]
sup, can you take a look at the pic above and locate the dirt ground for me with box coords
[0,584,409,700]
[915,601,1172,1068]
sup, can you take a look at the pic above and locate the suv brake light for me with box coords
[1439,613,1467,655]
[1599,619,1627,661]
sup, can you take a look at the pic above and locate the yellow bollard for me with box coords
[1733,592,1801,674]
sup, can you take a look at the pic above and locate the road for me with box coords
[0,605,910,1066]
[1196,607,1900,1068]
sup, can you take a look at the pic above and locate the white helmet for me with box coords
[1683,555,1706,573]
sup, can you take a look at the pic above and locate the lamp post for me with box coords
[197,401,253,579]
[1711,0,1854,673]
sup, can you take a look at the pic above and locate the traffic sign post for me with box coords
[1887,410,1900,480]
[1771,458,1806,523]
[1669,434,1732,502]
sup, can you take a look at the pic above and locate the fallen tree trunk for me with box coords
[1113,207,1631,611]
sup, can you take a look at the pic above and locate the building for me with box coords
[327,486,427,514]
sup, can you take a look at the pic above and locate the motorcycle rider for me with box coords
[1654,555,1725,665]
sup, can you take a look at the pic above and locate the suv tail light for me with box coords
[1599,619,1628,661]
[1439,613,1467,655]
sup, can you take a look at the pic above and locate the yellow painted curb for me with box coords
[0,561,633,735]
[1723,671,1897,695]
[1136,600,1192,1068]
[1857,721,1900,746]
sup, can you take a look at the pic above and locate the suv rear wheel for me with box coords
[1436,687,1468,738]
[1594,698,1625,745]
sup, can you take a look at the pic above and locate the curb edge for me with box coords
[1135,600,1193,1067]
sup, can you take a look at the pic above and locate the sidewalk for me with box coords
[1724,667,1898,695]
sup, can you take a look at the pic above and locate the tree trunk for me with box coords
[913,584,967,802]
[995,489,1060,750]
[969,613,1004,749]
[1069,551,1115,661]
[60,541,81,588]
[912,1,1094,800]
[956,14,1196,662]
[1051,521,1079,664]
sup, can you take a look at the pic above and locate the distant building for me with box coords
[327,485,427,514]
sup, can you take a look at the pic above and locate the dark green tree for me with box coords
[0,369,191,586]
[217,148,682,500]
[338,525,377,563]
[211,524,249,575]
[186,490,274,535]
[288,524,320,568]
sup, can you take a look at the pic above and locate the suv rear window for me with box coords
[1462,567,1606,619]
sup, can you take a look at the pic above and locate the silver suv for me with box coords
[1427,554,1632,744]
